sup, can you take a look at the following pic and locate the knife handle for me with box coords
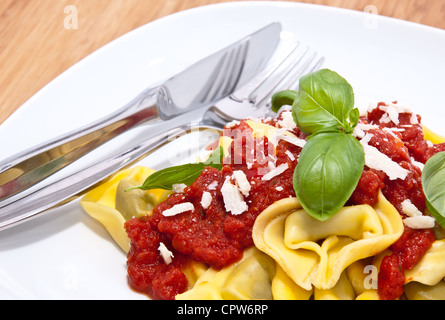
[0,86,160,201]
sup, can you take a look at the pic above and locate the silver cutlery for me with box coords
[0,31,324,231]
[0,22,282,201]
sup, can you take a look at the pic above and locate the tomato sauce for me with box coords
[378,227,435,300]
[353,102,439,299]
[125,217,189,300]
[125,114,302,299]
[125,104,442,300]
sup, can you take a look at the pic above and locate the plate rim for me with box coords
[1,0,445,299]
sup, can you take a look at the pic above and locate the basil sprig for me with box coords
[422,151,445,228]
[292,69,359,135]
[129,146,223,191]
[294,132,364,221]
[272,69,365,221]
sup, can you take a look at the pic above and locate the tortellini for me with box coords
[80,166,169,252]
[80,163,445,300]
[401,239,445,300]
[404,239,445,286]
[176,192,405,300]
[252,192,404,292]
[404,281,445,300]
[177,247,296,300]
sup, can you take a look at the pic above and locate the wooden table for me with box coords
[1,0,444,125]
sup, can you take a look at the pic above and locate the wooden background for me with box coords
[1,0,444,125]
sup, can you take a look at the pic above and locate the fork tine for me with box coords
[251,46,323,109]
[205,39,324,122]
[230,40,299,103]
[255,53,325,115]
[247,44,307,104]
[254,53,325,115]
[275,52,325,93]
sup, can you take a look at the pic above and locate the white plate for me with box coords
[1,1,444,299]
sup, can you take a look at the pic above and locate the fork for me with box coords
[0,40,324,231]
[0,29,258,201]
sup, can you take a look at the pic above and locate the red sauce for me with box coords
[125,104,441,300]
[125,217,188,300]
[125,115,302,299]
[378,227,435,300]
[356,102,438,299]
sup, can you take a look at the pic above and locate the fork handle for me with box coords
[0,86,160,201]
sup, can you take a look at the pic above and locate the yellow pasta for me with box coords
[404,281,445,300]
[272,265,313,300]
[423,125,445,144]
[252,192,404,292]
[346,259,376,296]
[245,119,298,142]
[355,290,381,300]
[78,117,445,300]
[313,272,355,300]
[176,247,276,300]
[177,247,319,300]
[80,166,169,252]
[405,239,445,285]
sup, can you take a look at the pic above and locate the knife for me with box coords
[0,22,282,201]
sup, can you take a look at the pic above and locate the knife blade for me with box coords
[0,22,282,201]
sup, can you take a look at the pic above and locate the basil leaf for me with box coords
[132,163,206,190]
[130,146,223,191]
[271,90,298,113]
[292,69,356,135]
[422,151,445,228]
[203,145,223,170]
[293,132,365,221]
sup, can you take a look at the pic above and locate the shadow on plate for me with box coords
[0,200,116,251]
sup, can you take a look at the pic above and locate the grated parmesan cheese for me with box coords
[377,102,413,126]
[201,191,212,209]
[401,199,422,217]
[360,134,409,180]
[383,127,403,139]
[172,183,187,193]
[207,180,218,190]
[403,216,436,229]
[285,150,295,161]
[162,202,194,217]
[232,170,251,197]
[384,105,400,125]
[225,120,240,128]
[277,111,297,130]
[270,128,306,148]
[401,199,436,229]
[221,178,248,215]
[410,113,419,124]
[353,123,379,139]
[158,242,174,265]
[262,163,289,181]
[411,157,424,171]
[276,134,306,148]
